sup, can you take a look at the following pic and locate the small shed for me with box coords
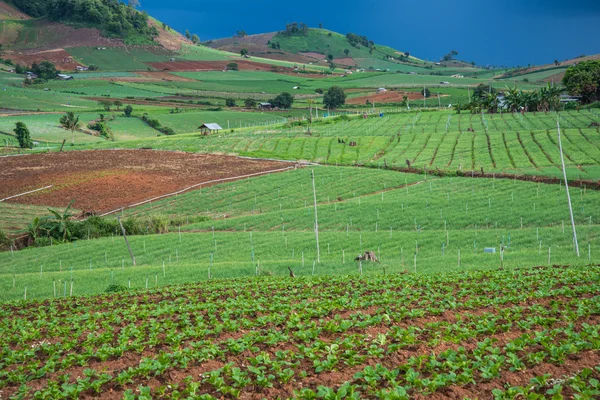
[259,102,272,111]
[57,74,74,80]
[198,123,223,136]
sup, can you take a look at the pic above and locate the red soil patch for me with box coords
[149,19,190,51]
[0,150,291,214]
[299,52,327,60]
[347,90,425,105]
[6,48,83,70]
[0,1,30,20]
[148,59,293,72]
[333,57,357,66]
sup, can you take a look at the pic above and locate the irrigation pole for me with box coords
[311,169,321,263]
[118,217,137,266]
[557,121,580,257]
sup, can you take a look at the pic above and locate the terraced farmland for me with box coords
[79,110,600,180]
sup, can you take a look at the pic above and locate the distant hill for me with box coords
[498,54,600,83]
[205,27,429,72]
[0,0,189,70]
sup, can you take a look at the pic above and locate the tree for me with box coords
[59,112,81,145]
[272,92,294,109]
[240,48,248,57]
[442,50,459,62]
[114,100,123,111]
[185,29,191,39]
[227,62,239,71]
[98,100,112,111]
[31,61,57,80]
[327,54,334,61]
[15,64,26,74]
[421,87,431,98]
[14,122,33,149]
[344,49,350,57]
[554,60,560,67]
[191,34,200,44]
[323,86,346,109]
[124,105,133,117]
[236,30,247,37]
[244,98,257,108]
[225,98,236,107]
[563,60,600,104]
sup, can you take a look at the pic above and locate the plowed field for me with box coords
[0,150,291,214]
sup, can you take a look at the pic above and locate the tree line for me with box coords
[7,0,158,39]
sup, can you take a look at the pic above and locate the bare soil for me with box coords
[6,48,83,70]
[0,2,30,20]
[148,19,189,51]
[0,150,291,214]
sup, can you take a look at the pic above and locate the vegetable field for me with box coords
[0,266,598,399]
[80,109,600,180]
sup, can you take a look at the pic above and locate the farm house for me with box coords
[198,123,223,136]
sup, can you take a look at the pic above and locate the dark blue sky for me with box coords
[141,0,600,67]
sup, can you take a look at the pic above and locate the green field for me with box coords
[67,47,172,71]
[1,166,597,302]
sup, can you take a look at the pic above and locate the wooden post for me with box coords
[311,170,321,263]
[59,139,66,152]
[118,217,136,266]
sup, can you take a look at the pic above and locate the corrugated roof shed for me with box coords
[199,123,223,131]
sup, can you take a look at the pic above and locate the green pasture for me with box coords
[41,79,167,98]
[500,67,568,83]
[67,47,169,71]
[154,110,288,133]
[1,167,597,302]
[0,113,103,144]
[0,84,97,111]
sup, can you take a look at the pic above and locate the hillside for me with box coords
[499,53,600,83]
[0,0,189,70]
[206,27,435,71]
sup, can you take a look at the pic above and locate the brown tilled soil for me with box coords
[5,48,83,70]
[0,1,30,20]
[148,59,294,72]
[148,19,189,51]
[0,150,291,214]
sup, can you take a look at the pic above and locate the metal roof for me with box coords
[199,123,223,130]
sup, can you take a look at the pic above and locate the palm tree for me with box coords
[503,86,523,113]
[60,112,81,145]
[44,200,75,242]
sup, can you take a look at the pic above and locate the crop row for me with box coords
[0,266,598,398]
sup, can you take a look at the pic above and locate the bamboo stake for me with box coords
[118,217,136,266]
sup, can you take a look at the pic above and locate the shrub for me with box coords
[225,98,236,107]
[14,122,33,149]
[124,105,133,117]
